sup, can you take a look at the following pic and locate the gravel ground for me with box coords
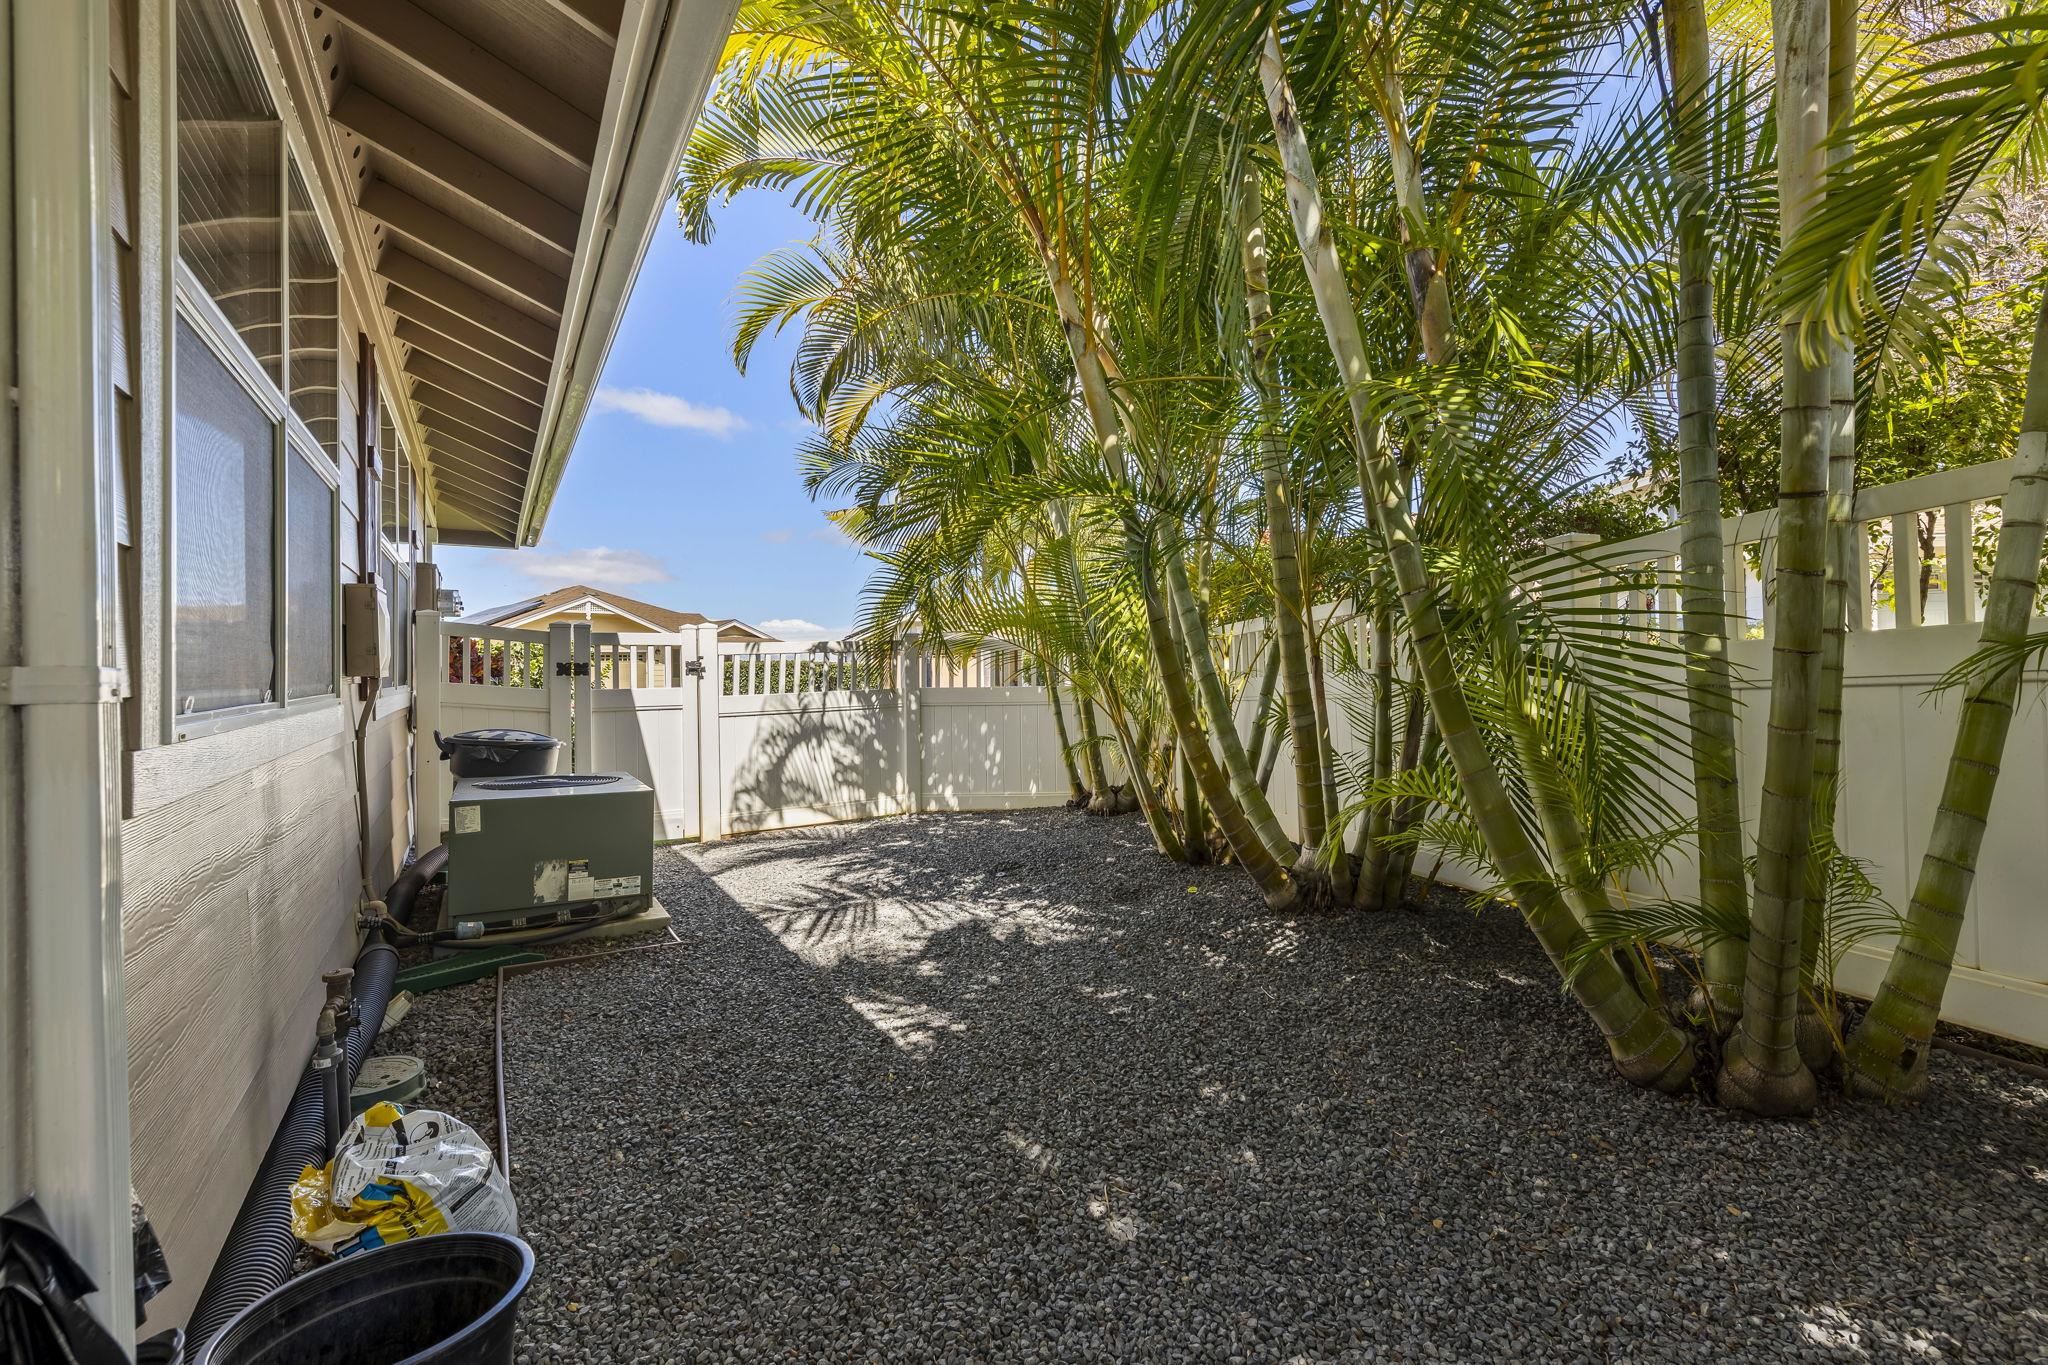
[380,809,2047,1364]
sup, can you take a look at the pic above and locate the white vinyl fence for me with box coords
[413,459,2046,1045]
[1232,457,2048,1047]
[415,623,1083,846]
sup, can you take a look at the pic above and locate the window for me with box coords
[380,409,401,542]
[173,317,274,713]
[287,160,338,459]
[383,553,411,687]
[398,453,413,542]
[286,448,335,699]
[177,0,280,383]
[169,0,347,728]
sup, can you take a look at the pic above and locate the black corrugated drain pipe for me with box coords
[183,848,445,1350]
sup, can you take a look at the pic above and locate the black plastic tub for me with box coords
[196,1234,534,1365]
[435,728,562,779]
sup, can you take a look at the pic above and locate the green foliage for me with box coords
[674,0,2048,1105]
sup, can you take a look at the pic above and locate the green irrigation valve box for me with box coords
[445,772,655,930]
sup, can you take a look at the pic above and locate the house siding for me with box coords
[105,0,427,1330]
[122,703,412,1331]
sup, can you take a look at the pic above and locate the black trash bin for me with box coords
[196,1234,534,1365]
[434,728,562,779]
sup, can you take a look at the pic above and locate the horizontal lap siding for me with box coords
[123,704,412,1330]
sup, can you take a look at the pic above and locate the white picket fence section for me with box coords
[410,459,2046,1045]
[1231,458,2048,1046]
[1557,457,2048,1046]
[415,624,1083,846]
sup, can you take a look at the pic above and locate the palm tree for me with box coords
[1663,0,1750,1022]
[1715,0,1833,1119]
[1770,12,2048,1100]
[687,0,1317,904]
[683,0,2046,1113]
[1237,163,1336,890]
[1253,17,1696,1091]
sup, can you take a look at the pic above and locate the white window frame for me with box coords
[168,262,342,741]
[285,426,343,704]
[155,0,357,747]
[374,386,419,713]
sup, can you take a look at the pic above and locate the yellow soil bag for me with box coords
[291,1102,518,1258]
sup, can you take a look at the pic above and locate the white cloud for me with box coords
[592,386,748,438]
[497,545,673,587]
[759,529,795,544]
[758,618,833,637]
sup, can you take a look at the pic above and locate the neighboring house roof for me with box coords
[461,585,779,641]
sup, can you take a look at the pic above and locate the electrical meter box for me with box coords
[444,772,655,930]
[341,581,389,679]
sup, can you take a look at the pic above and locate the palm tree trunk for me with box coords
[1076,689,1115,814]
[1378,710,1440,909]
[1799,0,1860,1068]
[1164,552,1299,871]
[1843,293,2048,1101]
[1379,39,1623,949]
[1139,546,1299,904]
[1178,740,1208,863]
[1039,259,1298,906]
[1376,64,1451,366]
[1305,603,1354,901]
[1665,0,1750,1021]
[1810,0,1860,846]
[1255,695,1285,792]
[1243,635,1282,775]
[1101,694,1181,853]
[1048,678,1089,807]
[1046,504,1120,816]
[1238,166,1331,873]
[1720,0,1830,1117]
[1356,588,1399,908]
[1260,25,1693,1090]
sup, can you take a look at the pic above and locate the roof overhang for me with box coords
[277,0,739,547]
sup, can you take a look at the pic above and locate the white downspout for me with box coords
[3,0,136,1347]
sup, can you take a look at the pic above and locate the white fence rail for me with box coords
[414,460,2047,1045]
[1530,458,2048,1046]
[1230,459,2048,1046]
[417,623,1081,846]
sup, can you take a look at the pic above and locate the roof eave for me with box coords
[517,0,741,546]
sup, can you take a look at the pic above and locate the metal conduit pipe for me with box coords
[182,848,446,1349]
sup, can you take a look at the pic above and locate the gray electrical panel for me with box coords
[444,772,655,929]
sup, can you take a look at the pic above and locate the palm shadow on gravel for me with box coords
[498,809,2047,1365]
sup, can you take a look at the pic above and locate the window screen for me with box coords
[177,0,281,383]
[379,552,410,686]
[380,412,401,542]
[398,453,412,542]
[286,450,334,699]
[389,559,412,686]
[175,317,275,712]
[287,160,338,459]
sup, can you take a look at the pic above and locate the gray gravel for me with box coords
[385,809,2048,1364]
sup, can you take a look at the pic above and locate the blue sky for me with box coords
[436,191,863,644]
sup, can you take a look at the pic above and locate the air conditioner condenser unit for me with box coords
[443,772,655,932]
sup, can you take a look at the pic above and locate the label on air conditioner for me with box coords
[452,804,481,835]
[592,874,642,898]
[532,859,568,903]
[566,859,594,900]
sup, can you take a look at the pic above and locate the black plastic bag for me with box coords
[1,1198,130,1365]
